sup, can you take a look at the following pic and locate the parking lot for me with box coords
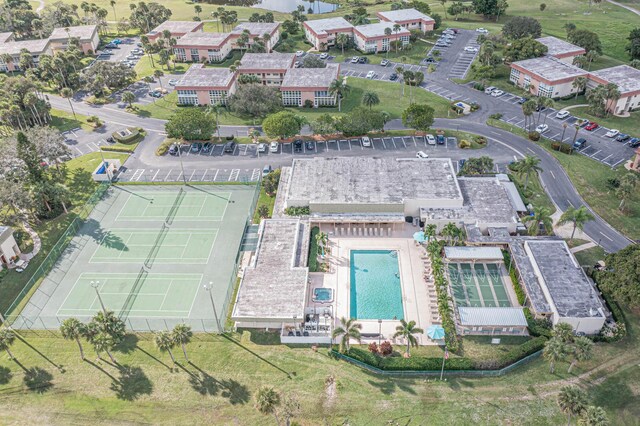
[94,37,141,66]
[427,29,481,80]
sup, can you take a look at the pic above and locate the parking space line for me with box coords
[611,159,626,168]
[590,150,601,158]
[152,170,160,181]
[189,170,196,181]
[381,138,387,149]
[164,169,172,181]
[201,170,208,180]
[601,154,612,162]
[213,169,219,181]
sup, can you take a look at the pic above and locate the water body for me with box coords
[203,0,339,14]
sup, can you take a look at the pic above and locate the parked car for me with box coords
[555,110,570,119]
[416,151,429,159]
[305,140,314,151]
[262,165,272,177]
[168,79,179,86]
[319,52,328,59]
[605,129,620,138]
[295,50,305,57]
[535,124,549,133]
[435,41,448,47]
[458,158,466,169]
[131,48,143,55]
[535,105,546,112]
[366,70,375,79]
[126,54,137,61]
[358,56,368,64]
[269,141,279,153]
[573,137,587,149]
[223,141,236,153]
[628,137,640,147]
[257,142,267,153]
[104,43,118,49]
[424,56,437,63]
[516,96,528,104]
[361,136,371,147]
[615,133,630,142]
[476,28,489,34]
[426,134,436,145]
[576,118,589,127]
[202,142,213,153]
[585,121,599,131]
[436,134,445,145]
[389,73,398,81]
[111,38,122,45]
[190,142,202,153]
[464,46,478,53]
[148,90,163,98]
[293,139,303,152]
[448,137,457,146]
[294,61,302,68]
[484,86,496,94]
[351,56,360,63]
[168,144,179,155]
[380,59,389,67]
[490,90,504,97]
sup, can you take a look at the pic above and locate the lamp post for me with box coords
[91,280,106,314]
[378,319,382,346]
[177,143,187,185]
[203,282,222,333]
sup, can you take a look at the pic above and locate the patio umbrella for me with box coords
[426,325,445,340]
[413,231,427,243]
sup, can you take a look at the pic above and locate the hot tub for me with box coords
[312,288,334,303]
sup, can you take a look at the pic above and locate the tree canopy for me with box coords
[165,108,217,141]
[401,104,435,132]
[627,28,640,60]
[502,16,542,39]
[504,38,548,62]
[594,245,640,307]
[568,29,602,55]
[472,0,509,19]
[262,111,304,139]
[128,2,172,33]
[336,107,389,137]
[227,84,282,119]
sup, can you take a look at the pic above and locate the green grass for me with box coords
[204,51,244,68]
[252,185,276,224]
[49,109,98,132]
[0,152,130,316]
[489,119,640,239]
[134,55,191,79]
[565,238,590,249]
[574,245,607,266]
[273,33,313,54]
[133,92,179,120]
[508,168,556,214]
[330,38,434,66]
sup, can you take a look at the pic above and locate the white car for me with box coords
[605,129,620,138]
[380,59,389,66]
[294,61,302,68]
[416,151,429,159]
[269,141,279,153]
[426,134,436,145]
[257,143,267,153]
[295,50,305,57]
[555,110,570,119]
[464,46,478,53]
[361,136,371,147]
[535,124,549,133]
[484,86,497,94]
[366,70,375,79]
[351,56,360,63]
[490,90,504,97]
[319,52,328,59]
[168,79,178,86]
[476,28,489,34]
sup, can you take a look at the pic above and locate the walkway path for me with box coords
[606,0,640,16]
[570,242,597,253]
[560,104,589,111]
[19,221,41,261]
[35,0,46,14]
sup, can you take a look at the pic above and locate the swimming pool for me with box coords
[350,250,404,320]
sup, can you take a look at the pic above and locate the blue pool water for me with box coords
[313,287,333,302]
[350,250,404,320]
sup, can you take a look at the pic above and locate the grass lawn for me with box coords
[204,51,244,68]
[489,119,640,239]
[49,108,98,133]
[133,92,178,120]
[565,238,590,249]
[134,55,191,79]
[252,184,276,224]
[0,308,639,423]
[566,107,640,137]
[330,39,434,65]
[508,169,556,214]
[274,33,314,54]
[0,152,130,316]
[574,245,608,266]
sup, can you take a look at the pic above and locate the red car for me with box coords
[585,121,599,131]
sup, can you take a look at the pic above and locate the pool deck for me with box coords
[314,224,440,346]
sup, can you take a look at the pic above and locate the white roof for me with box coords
[304,17,353,36]
[590,65,640,95]
[377,8,434,23]
[458,307,528,326]
[536,36,585,57]
[354,22,410,38]
[444,246,504,261]
[49,25,97,41]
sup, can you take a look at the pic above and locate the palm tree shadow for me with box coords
[110,364,153,401]
[187,362,249,405]
[135,344,173,371]
[14,334,62,371]
[80,218,128,251]
[0,366,12,385]
[22,366,54,393]
[220,334,293,379]
[115,334,138,354]
[83,358,118,382]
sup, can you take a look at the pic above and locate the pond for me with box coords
[203,0,339,14]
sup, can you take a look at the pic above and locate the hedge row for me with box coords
[343,347,475,371]
[502,249,526,306]
[101,145,135,153]
[308,226,319,272]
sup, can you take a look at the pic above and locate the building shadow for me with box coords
[109,364,153,401]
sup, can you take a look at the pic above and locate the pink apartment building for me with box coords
[510,56,588,98]
[146,21,204,42]
[535,36,585,64]
[230,22,281,51]
[303,17,354,51]
[352,22,410,53]
[48,25,100,55]
[176,64,237,106]
[280,63,340,107]
[376,8,436,33]
[238,52,295,86]
[0,38,51,72]
[173,32,233,63]
[588,65,640,115]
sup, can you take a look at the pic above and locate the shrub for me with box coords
[309,226,319,272]
[503,249,526,305]
[606,177,620,189]
[344,347,474,371]
[112,127,144,144]
[473,82,485,91]
[528,131,540,141]
[303,99,314,108]
[101,145,135,153]
[524,309,553,337]
[257,204,270,218]
[473,136,487,145]
[379,341,393,356]
[458,139,471,149]
[470,103,480,112]
[368,342,379,354]
[489,113,503,120]
[551,142,573,154]
[284,206,310,216]
[156,139,174,156]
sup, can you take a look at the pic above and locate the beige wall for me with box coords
[310,202,403,214]
[0,234,20,264]
[555,317,605,335]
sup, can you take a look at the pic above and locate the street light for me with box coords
[203,282,222,332]
[91,280,106,313]
[177,143,187,185]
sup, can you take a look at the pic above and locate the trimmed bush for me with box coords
[285,206,310,216]
[489,113,503,120]
[458,139,471,149]
[309,226,319,272]
[344,347,474,371]
[502,249,526,306]
[473,136,487,145]
[101,145,135,153]
[112,127,144,144]
[528,131,540,141]
[156,139,174,156]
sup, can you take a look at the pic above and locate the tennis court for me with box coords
[16,184,258,331]
[448,262,513,308]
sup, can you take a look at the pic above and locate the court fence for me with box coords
[3,182,113,320]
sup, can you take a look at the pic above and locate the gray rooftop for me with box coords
[174,31,230,47]
[0,38,50,56]
[536,36,585,57]
[232,219,309,321]
[49,25,97,41]
[239,52,295,70]
[286,157,462,206]
[377,8,434,22]
[444,246,503,261]
[176,64,235,88]
[509,240,553,314]
[281,63,339,88]
[421,178,518,224]
[590,65,640,95]
[232,22,280,36]
[0,32,14,43]
[304,17,353,35]
[512,56,587,82]
[354,22,410,38]
[147,21,202,36]
[458,307,528,326]
[526,241,606,319]
[0,226,11,243]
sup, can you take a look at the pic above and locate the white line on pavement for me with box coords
[599,232,613,242]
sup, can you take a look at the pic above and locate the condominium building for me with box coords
[175,64,237,106]
[303,17,354,51]
[280,63,340,107]
[146,20,204,42]
[48,25,100,55]
[535,36,585,64]
[0,38,52,72]
[230,22,281,51]
[173,32,233,63]
[509,56,588,98]
[376,8,436,33]
[352,22,410,53]
[588,65,640,115]
[238,52,295,86]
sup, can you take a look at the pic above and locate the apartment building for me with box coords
[509,56,588,98]
[588,65,640,115]
[173,32,233,63]
[175,64,237,106]
[352,22,410,53]
[280,63,340,107]
[535,36,585,64]
[376,8,436,33]
[146,21,204,42]
[238,52,295,86]
[230,22,281,51]
[303,17,354,51]
[48,25,100,55]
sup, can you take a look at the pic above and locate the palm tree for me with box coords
[60,318,86,360]
[328,79,350,112]
[172,323,193,362]
[154,330,176,363]
[522,99,537,131]
[558,385,588,425]
[384,27,392,57]
[393,24,401,52]
[315,231,328,256]
[424,223,437,241]
[154,70,165,89]
[572,76,587,99]
[616,173,638,212]
[515,155,542,191]
[60,87,76,120]
[93,332,116,363]
[255,386,281,424]
[554,322,575,343]
[110,0,117,21]
[393,319,424,356]
[568,336,593,373]
[441,222,459,245]
[578,406,609,426]
[558,206,595,242]
[206,103,224,139]
[121,91,135,108]
[361,91,380,110]
[544,337,566,374]
[602,83,621,117]
[0,329,16,360]
[395,66,405,96]
[336,33,349,55]
[535,97,553,125]
[331,317,362,353]
[523,206,553,236]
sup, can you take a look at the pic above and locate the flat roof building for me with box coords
[0,38,52,72]
[231,219,309,327]
[175,64,237,106]
[376,8,436,33]
[280,63,340,107]
[352,23,411,53]
[510,56,588,98]
[230,22,281,51]
[239,52,295,85]
[303,17,354,51]
[173,32,233,63]
[588,65,640,115]
[146,20,204,41]
[536,36,585,63]
[0,226,21,270]
[48,25,100,55]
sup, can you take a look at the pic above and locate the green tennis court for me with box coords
[116,191,230,221]
[90,228,217,264]
[447,262,514,308]
[57,273,201,318]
